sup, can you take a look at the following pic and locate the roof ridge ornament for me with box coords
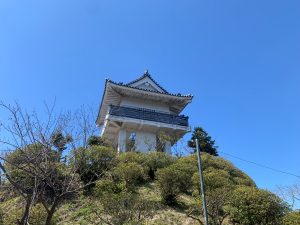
[144,69,150,76]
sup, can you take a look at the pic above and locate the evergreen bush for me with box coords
[113,162,146,190]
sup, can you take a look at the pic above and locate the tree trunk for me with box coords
[19,196,32,225]
[45,199,59,225]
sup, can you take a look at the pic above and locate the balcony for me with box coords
[108,105,189,127]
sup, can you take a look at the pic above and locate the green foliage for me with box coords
[229,186,289,225]
[4,144,59,194]
[117,151,146,165]
[117,152,175,180]
[0,201,57,225]
[176,154,198,176]
[156,166,180,205]
[156,131,175,152]
[0,183,18,201]
[156,153,255,207]
[154,153,256,223]
[205,169,232,190]
[3,143,287,225]
[189,188,232,225]
[96,191,156,225]
[87,135,107,147]
[3,144,81,225]
[283,211,300,225]
[93,177,125,197]
[0,201,23,225]
[43,162,80,202]
[75,145,117,190]
[0,208,3,225]
[188,127,218,156]
[76,205,94,219]
[29,204,57,225]
[190,156,234,225]
[200,153,256,187]
[191,169,233,225]
[144,152,175,180]
[113,162,146,190]
[50,131,72,154]
[156,162,193,205]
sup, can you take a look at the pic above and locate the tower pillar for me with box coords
[117,129,126,153]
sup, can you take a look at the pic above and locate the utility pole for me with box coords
[196,138,209,225]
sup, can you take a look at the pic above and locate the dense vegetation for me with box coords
[0,144,292,225]
[0,103,297,224]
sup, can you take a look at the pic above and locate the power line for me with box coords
[219,150,300,179]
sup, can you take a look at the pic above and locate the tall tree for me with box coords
[188,127,218,156]
[0,102,102,225]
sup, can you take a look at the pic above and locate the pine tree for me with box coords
[188,127,218,156]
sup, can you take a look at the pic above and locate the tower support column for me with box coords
[118,129,126,153]
[164,141,172,154]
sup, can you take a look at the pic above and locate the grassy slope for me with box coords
[0,182,201,225]
[54,182,198,225]
[0,153,253,224]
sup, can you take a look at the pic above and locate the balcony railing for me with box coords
[108,105,189,127]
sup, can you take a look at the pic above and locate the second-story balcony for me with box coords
[108,105,189,127]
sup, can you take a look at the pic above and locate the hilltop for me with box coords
[1,147,296,225]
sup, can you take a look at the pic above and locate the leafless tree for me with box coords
[68,105,98,149]
[0,101,102,225]
[172,137,193,157]
[0,101,52,224]
[155,131,192,157]
[277,183,300,209]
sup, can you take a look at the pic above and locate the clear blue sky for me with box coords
[1,0,300,194]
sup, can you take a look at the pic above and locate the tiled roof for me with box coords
[108,79,193,98]
[126,70,169,94]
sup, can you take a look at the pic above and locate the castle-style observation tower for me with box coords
[96,71,193,154]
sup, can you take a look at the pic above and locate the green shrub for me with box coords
[156,154,206,205]
[156,166,181,205]
[113,162,146,190]
[96,191,156,225]
[144,152,176,179]
[117,152,175,180]
[200,153,256,188]
[117,152,146,165]
[229,186,289,225]
[191,169,235,225]
[1,206,22,225]
[93,177,125,196]
[0,202,56,225]
[87,135,108,147]
[4,144,58,193]
[156,163,193,205]
[176,154,198,174]
[74,146,117,192]
[29,204,57,225]
[283,211,300,225]
[192,169,232,193]
[0,208,3,225]
[157,153,256,207]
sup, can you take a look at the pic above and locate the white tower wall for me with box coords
[136,131,156,152]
